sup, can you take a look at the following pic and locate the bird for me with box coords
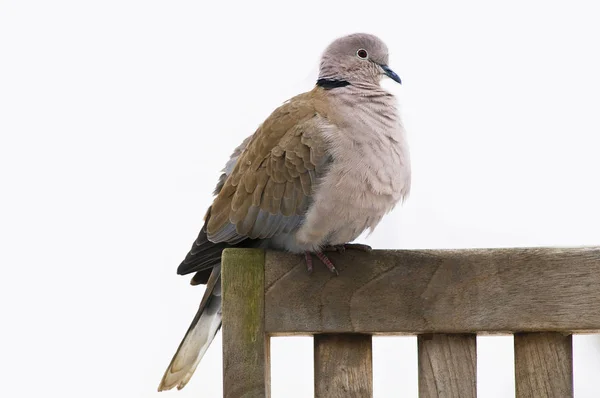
[158,32,411,391]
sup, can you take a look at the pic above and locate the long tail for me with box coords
[158,265,222,391]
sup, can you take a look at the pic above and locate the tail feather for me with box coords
[158,265,222,391]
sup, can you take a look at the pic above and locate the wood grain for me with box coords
[221,249,270,398]
[263,247,600,334]
[418,334,477,398]
[314,334,373,398]
[514,332,573,398]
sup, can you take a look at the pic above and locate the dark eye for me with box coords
[356,49,368,59]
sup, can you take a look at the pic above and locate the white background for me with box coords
[1,0,599,397]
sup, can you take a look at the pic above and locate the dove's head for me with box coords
[318,33,401,87]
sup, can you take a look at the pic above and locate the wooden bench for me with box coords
[221,247,600,397]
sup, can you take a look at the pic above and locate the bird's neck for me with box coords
[316,78,350,89]
[322,83,400,137]
[316,76,383,92]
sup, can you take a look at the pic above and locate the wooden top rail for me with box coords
[263,247,600,334]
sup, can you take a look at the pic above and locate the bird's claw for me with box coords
[305,251,313,273]
[304,244,372,274]
[304,251,339,275]
[316,252,339,275]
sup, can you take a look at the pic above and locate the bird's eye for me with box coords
[356,49,368,59]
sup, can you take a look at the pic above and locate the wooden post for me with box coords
[314,334,373,398]
[514,332,573,398]
[221,249,269,398]
[418,334,477,398]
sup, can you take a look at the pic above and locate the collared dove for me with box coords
[158,32,411,391]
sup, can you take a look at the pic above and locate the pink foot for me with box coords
[316,252,339,275]
[304,251,339,275]
[305,251,313,273]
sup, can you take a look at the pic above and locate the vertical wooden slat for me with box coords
[418,333,477,398]
[514,332,573,398]
[221,249,269,398]
[314,334,373,398]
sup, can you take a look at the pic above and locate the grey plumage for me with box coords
[158,32,410,391]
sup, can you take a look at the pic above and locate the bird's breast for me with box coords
[289,100,411,251]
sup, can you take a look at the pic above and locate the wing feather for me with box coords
[207,91,331,244]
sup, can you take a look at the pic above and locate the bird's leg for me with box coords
[322,243,373,253]
[315,252,339,275]
[304,244,372,275]
[304,251,313,273]
[304,251,339,275]
[304,251,338,275]
[306,245,368,275]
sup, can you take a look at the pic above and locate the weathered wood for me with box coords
[221,249,270,398]
[263,247,600,334]
[418,334,477,398]
[514,332,573,398]
[314,334,373,398]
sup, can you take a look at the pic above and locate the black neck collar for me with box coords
[316,78,350,89]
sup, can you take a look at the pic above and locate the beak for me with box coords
[380,64,402,84]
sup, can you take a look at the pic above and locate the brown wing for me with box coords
[177,134,267,281]
[207,91,330,243]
